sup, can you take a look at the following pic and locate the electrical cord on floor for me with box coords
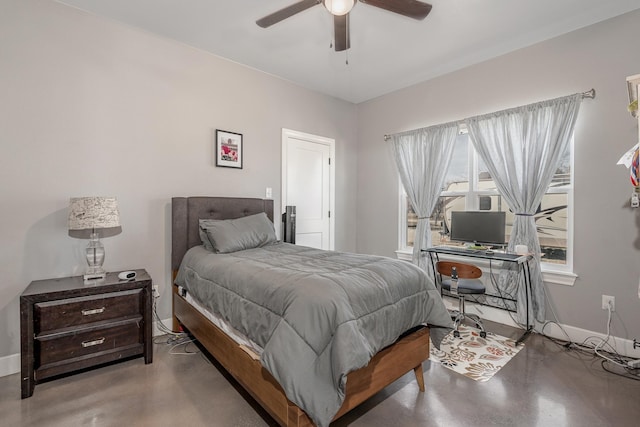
[153,330,200,355]
[592,304,629,368]
[540,320,573,346]
[600,360,640,381]
[455,257,640,381]
[541,294,635,371]
[547,335,640,381]
[149,289,201,355]
[169,337,199,355]
[538,301,640,381]
[481,262,640,381]
[153,292,186,337]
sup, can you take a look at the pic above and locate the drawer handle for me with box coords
[81,307,105,316]
[81,338,105,348]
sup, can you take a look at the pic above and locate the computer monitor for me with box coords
[449,211,506,246]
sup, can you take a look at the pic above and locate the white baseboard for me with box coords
[0,353,20,378]
[0,318,177,378]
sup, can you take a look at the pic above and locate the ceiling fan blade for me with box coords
[334,14,350,52]
[360,0,432,20]
[256,0,322,28]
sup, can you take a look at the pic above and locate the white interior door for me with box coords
[282,129,335,250]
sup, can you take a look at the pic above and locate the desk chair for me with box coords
[436,261,487,338]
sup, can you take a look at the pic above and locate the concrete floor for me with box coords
[2,323,639,427]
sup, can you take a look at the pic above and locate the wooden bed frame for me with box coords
[171,197,431,426]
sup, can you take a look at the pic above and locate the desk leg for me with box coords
[515,261,533,346]
[427,252,438,279]
[516,328,533,346]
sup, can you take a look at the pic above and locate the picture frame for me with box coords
[215,129,243,169]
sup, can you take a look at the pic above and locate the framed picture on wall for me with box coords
[215,129,243,169]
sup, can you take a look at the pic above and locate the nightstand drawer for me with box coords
[35,289,142,333]
[36,318,143,366]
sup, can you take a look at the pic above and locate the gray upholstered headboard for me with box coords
[171,197,275,271]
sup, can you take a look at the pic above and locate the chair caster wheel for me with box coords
[480,331,487,338]
[453,330,460,338]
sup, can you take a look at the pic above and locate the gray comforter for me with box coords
[175,243,452,427]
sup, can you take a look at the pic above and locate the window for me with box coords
[399,131,573,272]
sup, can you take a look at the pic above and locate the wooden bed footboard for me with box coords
[172,285,430,426]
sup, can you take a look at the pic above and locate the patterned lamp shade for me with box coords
[68,197,122,238]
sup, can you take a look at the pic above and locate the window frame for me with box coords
[396,129,577,286]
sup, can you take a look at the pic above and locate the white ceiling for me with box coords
[57,0,640,104]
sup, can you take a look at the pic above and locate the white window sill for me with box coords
[395,249,577,286]
[395,249,413,262]
[541,269,577,286]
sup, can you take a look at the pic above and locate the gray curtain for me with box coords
[390,123,458,271]
[465,93,582,324]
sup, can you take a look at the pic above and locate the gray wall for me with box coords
[0,0,358,357]
[1,0,638,361]
[356,10,640,338]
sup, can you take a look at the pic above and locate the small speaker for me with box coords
[118,271,137,281]
[282,205,296,244]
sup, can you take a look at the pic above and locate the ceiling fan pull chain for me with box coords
[330,9,334,49]
[345,12,349,64]
[345,37,349,64]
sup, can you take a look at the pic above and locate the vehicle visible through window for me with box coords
[402,132,572,268]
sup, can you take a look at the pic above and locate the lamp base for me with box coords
[84,272,106,284]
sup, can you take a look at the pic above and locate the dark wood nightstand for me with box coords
[20,269,153,398]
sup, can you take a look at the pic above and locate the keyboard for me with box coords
[429,246,523,261]
[434,246,481,254]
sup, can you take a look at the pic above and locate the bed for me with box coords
[171,196,452,427]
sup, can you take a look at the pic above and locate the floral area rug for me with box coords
[429,325,523,382]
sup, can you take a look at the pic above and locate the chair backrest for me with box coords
[436,261,482,279]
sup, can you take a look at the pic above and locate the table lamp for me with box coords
[68,197,122,282]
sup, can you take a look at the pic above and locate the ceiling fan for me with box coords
[256,0,433,52]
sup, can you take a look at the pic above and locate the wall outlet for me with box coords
[602,295,615,311]
[153,285,160,299]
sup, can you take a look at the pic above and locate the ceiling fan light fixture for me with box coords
[324,0,355,16]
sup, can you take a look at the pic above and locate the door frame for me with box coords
[281,128,335,250]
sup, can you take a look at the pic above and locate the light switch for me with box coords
[266,187,272,199]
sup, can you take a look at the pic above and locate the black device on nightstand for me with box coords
[20,269,153,398]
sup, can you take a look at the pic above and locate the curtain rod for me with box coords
[383,88,596,141]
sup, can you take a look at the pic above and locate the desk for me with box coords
[424,246,533,345]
